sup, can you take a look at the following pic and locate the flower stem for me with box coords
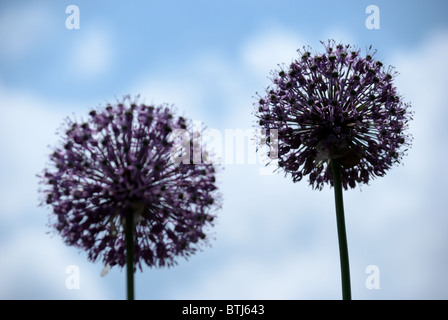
[125,208,135,300]
[331,159,351,300]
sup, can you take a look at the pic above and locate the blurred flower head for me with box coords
[39,96,221,269]
[255,40,413,189]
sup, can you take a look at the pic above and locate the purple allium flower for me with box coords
[255,40,413,189]
[39,96,221,269]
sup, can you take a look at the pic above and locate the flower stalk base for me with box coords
[332,159,351,300]
[126,209,135,300]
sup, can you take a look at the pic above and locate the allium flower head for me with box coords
[39,96,221,269]
[255,40,413,189]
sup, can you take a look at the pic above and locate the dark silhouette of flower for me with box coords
[255,40,413,189]
[39,96,221,270]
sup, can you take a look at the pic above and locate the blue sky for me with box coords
[1,0,448,299]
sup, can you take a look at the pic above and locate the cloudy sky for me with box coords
[1,0,448,300]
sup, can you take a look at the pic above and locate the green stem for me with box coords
[331,159,351,300]
[125,208,135,300]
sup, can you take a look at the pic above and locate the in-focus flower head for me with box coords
[255,40,413,189]
[39,95,221,269]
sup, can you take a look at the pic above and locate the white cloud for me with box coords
[0,227,109,299]
[241,26,306,81]
[130,72,206,122]
[390,28,448,176]
[67,27,114,80]
[173,250,341,299]
[0,87,69,221]
[129,50,255,132]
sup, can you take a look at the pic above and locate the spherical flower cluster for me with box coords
[255,41,413,189]
[39,96,221,269]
